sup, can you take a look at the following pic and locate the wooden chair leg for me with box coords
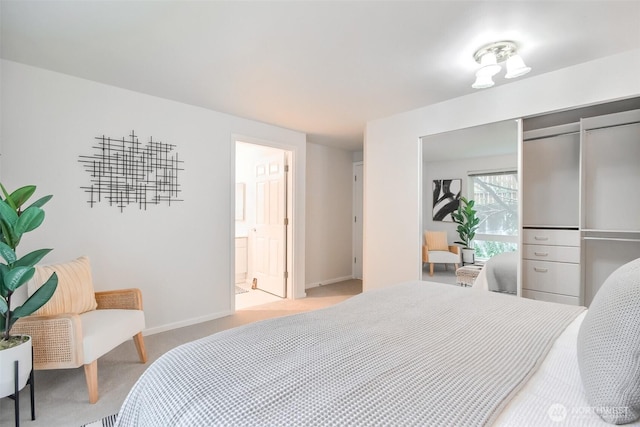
[133,332,148,364]
[454,263,459,270]
[429,263,434,276]
[84,360,98,404]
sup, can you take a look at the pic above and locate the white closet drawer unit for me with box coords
[523,229,580,246]
[522,260,580,296]
[522,289,580,306]
[522,244,580,263]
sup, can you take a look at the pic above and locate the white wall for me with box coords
[422,153,517,245]
[305,142,354,287]
[0,60,307,333]
[364,49,640,291]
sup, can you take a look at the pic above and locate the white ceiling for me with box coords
[2,1,640,152]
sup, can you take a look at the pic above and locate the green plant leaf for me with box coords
[16,206,44,234]
[0,220,13,249]
[0,200,19,227]
[12,272,57,319]
[14,248,53,269]
[0,183,16,210]
[0,241,16,264]
[25,195,53,210]
[2,266,35,292]
[0,297,7,315]
[8,186,36,210]
[0,264,9,297]
[0,223,21,250]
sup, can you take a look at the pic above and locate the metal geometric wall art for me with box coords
[79,130,184,212]
[432,178,461,222]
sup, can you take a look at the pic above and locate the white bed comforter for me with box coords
[473,252,518,294]
[115,281,583,426]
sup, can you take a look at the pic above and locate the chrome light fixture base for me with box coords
[473,41,518,65]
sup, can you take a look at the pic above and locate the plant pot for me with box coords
[462,248,475,265]
[0,335,32,398]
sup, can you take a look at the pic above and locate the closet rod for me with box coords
[583,237,640,243]
[583,120,640,132]
[523,131,579,141]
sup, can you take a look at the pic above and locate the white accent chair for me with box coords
[422,231,461,276]
[12,256,147,404]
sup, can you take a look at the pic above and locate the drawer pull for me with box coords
[534,267,548,273]
[534,252,549,257]
[534,236,549,241]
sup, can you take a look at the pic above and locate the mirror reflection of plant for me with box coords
[0,184,58,346]
[451,196,480,249]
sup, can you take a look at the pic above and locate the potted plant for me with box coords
[0,184,58,398]
[451,196,480,264]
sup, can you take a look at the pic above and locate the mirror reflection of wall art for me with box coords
[432,179,461,222]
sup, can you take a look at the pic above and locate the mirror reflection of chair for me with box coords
[422,231,461,276]
[12,256,147,404]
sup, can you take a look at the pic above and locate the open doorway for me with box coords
[235,141,292,309]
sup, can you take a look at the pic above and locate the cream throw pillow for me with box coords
[28,256,98,316]
[425,231,449,251]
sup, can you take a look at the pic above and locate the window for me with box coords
[469,171,518,259]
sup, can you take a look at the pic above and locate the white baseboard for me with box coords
[142,310,233,336]
[306,275,354,290]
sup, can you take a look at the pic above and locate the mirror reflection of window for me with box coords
[469,171,518,259]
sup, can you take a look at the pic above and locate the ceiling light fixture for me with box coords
[471,41,531,89]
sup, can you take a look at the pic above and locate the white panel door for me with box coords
[253,153,287,297]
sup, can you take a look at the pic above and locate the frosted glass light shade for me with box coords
[505,54,531,78]
[472,73,494,89]
[476,52,501,77]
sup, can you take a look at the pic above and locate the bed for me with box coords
[115,262,640,426]
[473,251,518,294]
